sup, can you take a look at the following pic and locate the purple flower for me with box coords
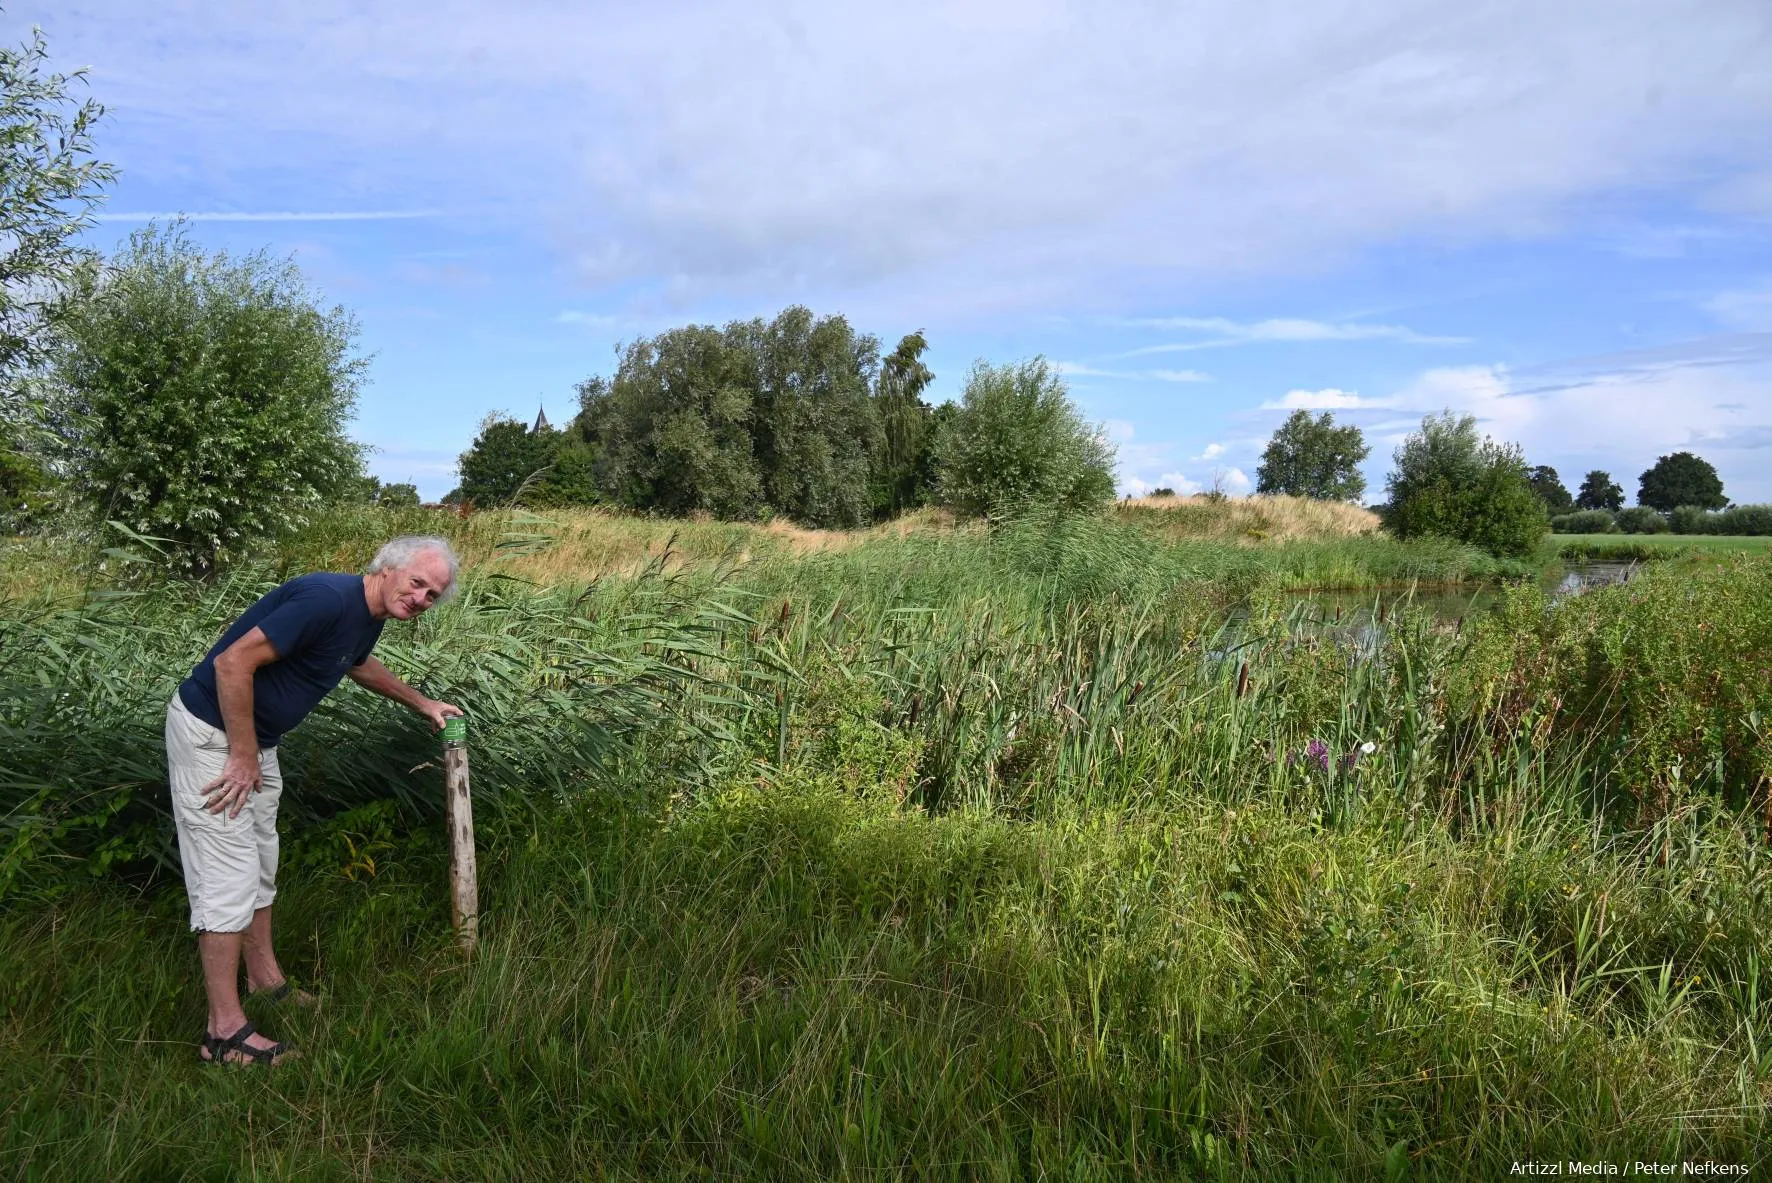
[1305,739,1330,770]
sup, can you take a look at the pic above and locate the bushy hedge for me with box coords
[1550,509,1618,534]
[1670,504,1772,536]
[1614,506,1670,534]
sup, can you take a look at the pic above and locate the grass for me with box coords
[1553,533,1772,562]
[3,504,1770,1178]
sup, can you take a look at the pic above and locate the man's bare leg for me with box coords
[241,905,317,1004]
[242,905,283,993]
[198,930,287,1061]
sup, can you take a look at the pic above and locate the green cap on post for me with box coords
[441,716,468,744]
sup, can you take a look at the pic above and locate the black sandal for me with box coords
[200,1020,289,1066]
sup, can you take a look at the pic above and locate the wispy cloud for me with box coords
[1054,362,1211,383]
[1259,388,1396,410]
[43,0,1772,308]
[1124,317,1468,357]
[92,210,443,223]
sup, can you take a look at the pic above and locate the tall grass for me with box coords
[2,507,1769,1176]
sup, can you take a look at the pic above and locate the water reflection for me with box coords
[1218,559,1645,663]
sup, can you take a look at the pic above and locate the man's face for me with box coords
[384,552,452,620]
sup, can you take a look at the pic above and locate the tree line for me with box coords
[450,310,1119,530]
[1252,408,1759,554]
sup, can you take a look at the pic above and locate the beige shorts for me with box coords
[165,693,284,933]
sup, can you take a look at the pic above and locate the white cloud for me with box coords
[1198,442,1225,459]
[1123,316,1467,356]
[1055,362,1211,382]
[1363,358,1772,500]
[1705,286,1772,333]
[1261,388,1394,410]
[34,0,1772,310]
[93,210,443,222]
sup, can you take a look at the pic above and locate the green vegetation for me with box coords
[1671,504,1772,536]
[1575,470,1624,512]
[1254,409,1368,501]
[1381,411,1548,558]
[1554,533,1772,561]
[1526,465,1573,514]
[1613,506,1670,535]
[1,19,116,532]
[476,308,945,527]
[1550,508,1619,535]
[4,503,1771,1176]
[1638,451,1726,512]
[49,224,367,573]
[932,358,1116,519]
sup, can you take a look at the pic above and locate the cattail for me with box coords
[1235,661,1250,698]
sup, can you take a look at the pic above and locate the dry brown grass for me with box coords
[1114,493,1380,543]
[455,505,970,584]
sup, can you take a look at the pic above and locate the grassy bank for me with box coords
[1,494,1498,604]
[3,507,1770,1177]
[1554,533,1772,562]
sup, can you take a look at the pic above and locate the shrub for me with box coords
[53,223,365,574]
[1614,506,1670,534]
[1672,505,1772,536]
[934,358,1116,519]
[1551,509,1617,534]
[1381,411,1548,558]
[1669,505,1709,535]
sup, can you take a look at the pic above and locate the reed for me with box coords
[2,506,1768,1177]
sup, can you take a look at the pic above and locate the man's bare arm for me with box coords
[205,627,280,818]
[347,656,463,731]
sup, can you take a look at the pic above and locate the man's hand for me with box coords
[418,698,465,732]
[201,751,264,819]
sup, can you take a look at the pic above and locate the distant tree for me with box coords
[934,358,1116,519]
[1574,470,1624,511]
[1382,411,1548,558]
[1526,465,1573,514]
[578,326,763,519]
[374,480,421,508]
[1148,487,1176,498]
[339,473,421,508]
[871,330,937,518]
[1254,410,1369,501]
[531,442,599,507]
[54,224,365,573]
[737,306,882,528]
[455,416,559,507]
[1637,451,1726,512]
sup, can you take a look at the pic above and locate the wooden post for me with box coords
[441,717,478,953]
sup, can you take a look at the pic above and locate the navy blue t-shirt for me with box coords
[179,573,385,748]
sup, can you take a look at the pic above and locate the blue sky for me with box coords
[15,0,1772,503]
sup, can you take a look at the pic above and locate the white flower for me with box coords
[1360,741,1377,754]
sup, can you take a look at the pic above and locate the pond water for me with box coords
[1226,559,1637,662]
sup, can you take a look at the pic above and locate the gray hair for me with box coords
[368,535,461,601]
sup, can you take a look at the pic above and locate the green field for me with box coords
[4,507,1770,1179]
[1554,532,1772,558]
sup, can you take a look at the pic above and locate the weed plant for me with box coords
[2,508,1769,1177]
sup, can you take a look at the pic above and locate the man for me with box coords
[166,535,465,1066]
